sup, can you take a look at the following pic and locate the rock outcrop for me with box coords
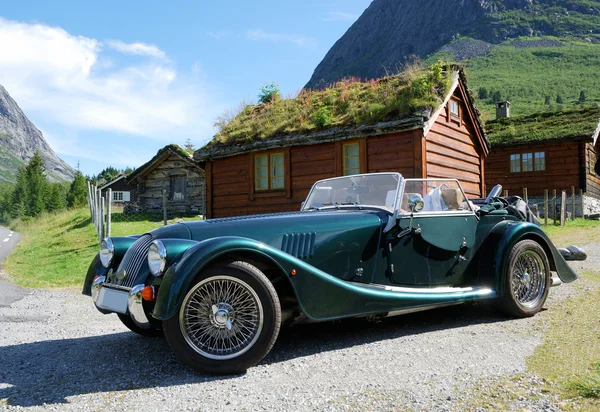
[306,0,600,88]
[0,85,75,183]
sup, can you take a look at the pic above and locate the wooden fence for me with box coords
[500,185,584,226]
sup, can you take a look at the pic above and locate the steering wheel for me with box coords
[484,184,503,204]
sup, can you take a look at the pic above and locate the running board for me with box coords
[350,282,495,297]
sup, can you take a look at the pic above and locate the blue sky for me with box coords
[0,0,371,177]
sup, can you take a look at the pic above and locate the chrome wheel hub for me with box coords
[179,276,264,360]
[511,250,546,308]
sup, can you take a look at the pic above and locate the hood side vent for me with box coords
[281,232,316,259]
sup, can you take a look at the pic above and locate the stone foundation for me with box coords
[524,193,600,219]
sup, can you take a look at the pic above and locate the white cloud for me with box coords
[0,17,220,144]
[207,30,231,40]
[105,39,166,59]
[323,11,359,22]
[246,29,315,48]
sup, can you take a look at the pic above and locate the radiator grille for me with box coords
[107,234,153,288]
[281,233,316,259]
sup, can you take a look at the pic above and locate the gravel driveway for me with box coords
[0,244,597,411]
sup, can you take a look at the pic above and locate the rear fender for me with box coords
[479,221,578,297]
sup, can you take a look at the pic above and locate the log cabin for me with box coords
[127,144,206,216]
[485,107,600,198]
[195,66,489,218]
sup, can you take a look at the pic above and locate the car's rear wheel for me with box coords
[163,260,281,374]
[117,313,163,337]
[500,240,551,318]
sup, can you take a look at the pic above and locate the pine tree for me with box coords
[579,90,586,103]
[184,138,195,152]
[478,87,488,100]
[67,171,88,208]
[544,96,551,105]
[25,151,48,217]
[556,94,564,104]
[47,183,66,212]
[10,167,28,219]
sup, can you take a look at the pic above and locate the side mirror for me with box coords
[408,195,424,213]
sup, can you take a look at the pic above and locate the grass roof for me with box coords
[486,107,600,147]
[127,144,194,182]
[208,62,454,150]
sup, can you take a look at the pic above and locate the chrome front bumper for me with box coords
[91,276,153,329]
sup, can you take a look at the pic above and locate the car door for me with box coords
[387,179,478,286]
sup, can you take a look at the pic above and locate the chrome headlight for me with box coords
[99,238,114,268]
[148,240,167,277]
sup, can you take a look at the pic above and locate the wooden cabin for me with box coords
[485,108,600,197]
[99,174,136,204]
[196,68,489,218]
[127,144,206,216]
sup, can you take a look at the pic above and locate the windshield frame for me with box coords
[301,172,403,214]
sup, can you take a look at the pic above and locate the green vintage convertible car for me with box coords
[83,172,580,374]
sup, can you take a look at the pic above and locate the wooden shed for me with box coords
[127,144,206,216]
[196,66,489,218]
[99,174,136,203]
[485,108,600,197]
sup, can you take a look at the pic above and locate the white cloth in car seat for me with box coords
[423,186,447,212]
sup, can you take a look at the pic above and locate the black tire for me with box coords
[162,260,281,374]
[500,240,551,318]
[117,313,163,337]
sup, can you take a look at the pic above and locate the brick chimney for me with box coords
[496,101,511,119]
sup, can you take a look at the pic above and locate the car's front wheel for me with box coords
[163,260,281,374]
[500,240,551,318]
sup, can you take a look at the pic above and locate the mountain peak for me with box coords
[0,85,76,183]
[306,0,600,89]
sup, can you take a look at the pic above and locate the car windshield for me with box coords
[401,179,473,214]
[302,173,401,212]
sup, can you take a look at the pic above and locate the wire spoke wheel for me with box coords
[511,250,546,308]
[502,240,551,318]
[180,275,264,360]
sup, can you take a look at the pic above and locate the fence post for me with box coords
[523,187,528,203]
[87,181,93,218]
[560,191,567,226]
[571,186,575,220]
[544,189,548,226]
[503,190,508,197]
[100,197,105,240]
[580,189,584,218]
[106,189,112,237]
[162,189,167,226]
[553,189,557,225]
[97,188,102,240]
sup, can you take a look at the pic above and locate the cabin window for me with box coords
[254,152,285,191]
[534,152,546,171]
[510,154,521,173]
[112,191,130,202]
[522,153,533,172]
[449,99,460,118]
[170,176,186,201]
[343,143,360,176]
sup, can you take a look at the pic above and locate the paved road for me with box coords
[0,227,24,308]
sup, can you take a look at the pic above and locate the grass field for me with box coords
[2,208,201,288]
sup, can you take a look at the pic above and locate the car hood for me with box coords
[172,210,385,249]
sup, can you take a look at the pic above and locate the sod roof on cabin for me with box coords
[127,144,195,183]
[197,63,460,160]
[485,107,600,147]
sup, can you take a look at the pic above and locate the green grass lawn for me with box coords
[2,208,202,288]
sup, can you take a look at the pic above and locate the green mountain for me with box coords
[306,0,600,118]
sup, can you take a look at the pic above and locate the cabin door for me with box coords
[387,213,478,286]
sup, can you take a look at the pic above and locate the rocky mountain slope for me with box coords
[0,85,75,183]
[306,0,600,89]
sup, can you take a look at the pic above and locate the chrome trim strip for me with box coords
[350,282,494,295]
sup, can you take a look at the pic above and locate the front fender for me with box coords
[153,237,293,320]
[479,221,578,297]
[82,253,110,296]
